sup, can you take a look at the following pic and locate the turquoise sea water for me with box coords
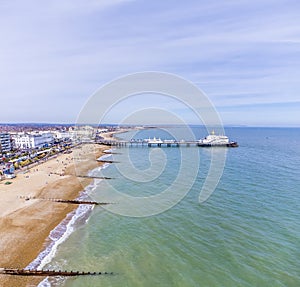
[38,127,300,287]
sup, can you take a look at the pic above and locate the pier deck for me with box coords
[97,139,200,147]
[96,139,238,148]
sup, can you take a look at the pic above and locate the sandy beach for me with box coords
[0,143,108,287]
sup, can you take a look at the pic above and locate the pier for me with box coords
[0,268,114,277]
[96,138,238,148]
[97,139,200,147]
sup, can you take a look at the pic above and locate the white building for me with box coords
[61,125,96,143]
[12,132,54,149]
[0,133,12,153]
[52,130,74,140]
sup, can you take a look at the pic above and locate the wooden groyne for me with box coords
[42,198,112,205]
[103,151,122,154]
[97,159,120,164]
[0,268,114,277]
[76,174,114,180]
[50,172,114,180]
[19,196,114,206]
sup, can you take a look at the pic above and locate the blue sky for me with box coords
[0,0,299,126]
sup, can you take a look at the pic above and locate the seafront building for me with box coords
[52,130,74,141]
[1,124,112,152]
[71,125,96,142]
[12,132,54,149]
[0,133,12,153]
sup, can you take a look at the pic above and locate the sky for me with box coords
[0,0,299,126]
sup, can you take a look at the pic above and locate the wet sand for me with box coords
[0,143,108,287]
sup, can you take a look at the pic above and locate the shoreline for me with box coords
[0,143,108,287]
[28,161,111,287]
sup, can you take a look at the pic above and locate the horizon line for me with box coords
[0,122,299,128]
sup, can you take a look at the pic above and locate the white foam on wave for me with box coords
[38,277,51,287]
[29,161,112,286]
[27,203,93,270]
[100,162,110,170]
[98,153,113,161]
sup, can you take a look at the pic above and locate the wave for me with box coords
[98,153,113,161]
[27,202,94,270]
[26,152,112,286]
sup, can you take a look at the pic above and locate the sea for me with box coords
[28,126,300,287]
